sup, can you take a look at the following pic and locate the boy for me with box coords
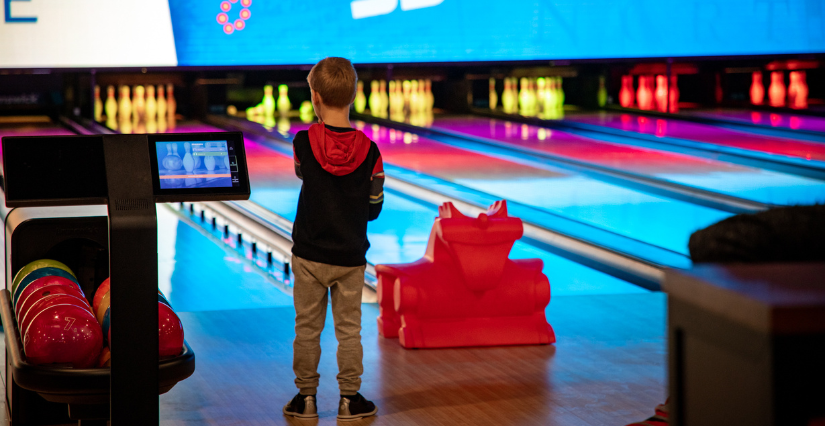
[283,57,384,421]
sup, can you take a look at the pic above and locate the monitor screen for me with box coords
[147,132,249,201]
[155,140,240,189]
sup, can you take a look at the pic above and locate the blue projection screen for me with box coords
[169,0,825,66]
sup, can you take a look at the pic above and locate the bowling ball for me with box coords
[24,304,102,368]
[98,347,111,367]
[158,302,184,357]
[158,292,173,309]
[95,291,110,324]
[19,293,92,338]
[101,306,110,345]
[12,259,75,294]
[15,275,84,317]
[17,283,90,327]
[13,268,80,307]
[93,278,110,314]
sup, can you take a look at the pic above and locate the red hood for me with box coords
[308,122,371,176]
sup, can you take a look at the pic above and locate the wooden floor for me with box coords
[157,293,667,426]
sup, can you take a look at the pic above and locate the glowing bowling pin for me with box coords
[655,75,668,112]
[145,85,157,121]
[166,84,177,122]
[489,78,498,110]
[104,85,117,121]
[157,85,167,121]
[277,84,292,116]
[368,80,380,115]
[93,86,103,122]
[118,86,132,124]
[354,81,367,113]
[597,76,607,107]
[668,75,679,113]
[768,71,786,108]
[425,79,434,112]
[262,85,276,117]
[750,71,765,105]
[788,71,808,109]
[620,75,634,108]
[637,76,653,110]
[518,77,529,114]
[132,85,146,124]
[378,80,389,117]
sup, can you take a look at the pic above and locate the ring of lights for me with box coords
[216,0,251,34]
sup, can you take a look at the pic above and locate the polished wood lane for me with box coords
[158,293,666,425]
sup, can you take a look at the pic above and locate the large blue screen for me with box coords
[168,0,825,66]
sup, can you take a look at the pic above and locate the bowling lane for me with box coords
[427,115,825,206]
[685,109,825,134]
[565,111,825,164]
[284,120,730,256]
[193,120,646,295]
[157,205,293,312]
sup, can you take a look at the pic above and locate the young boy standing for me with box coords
[283,57,384,421]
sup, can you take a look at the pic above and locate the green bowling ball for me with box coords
[12,259,75,294]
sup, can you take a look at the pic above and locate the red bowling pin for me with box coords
[669,75,680,113]
[789,71,808,109]
[655,75,668,112]
[637,75,654,110]
[768,71,786,108]
[619,75,635,108]
[750,71,764,105]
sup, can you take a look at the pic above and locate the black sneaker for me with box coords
[337,392,378,421]
[283,393,318,419]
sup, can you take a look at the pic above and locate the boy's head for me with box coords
[307,57,358,109]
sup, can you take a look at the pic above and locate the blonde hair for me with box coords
[307,57,358,108]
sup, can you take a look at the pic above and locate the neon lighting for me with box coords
[216,13,228,24]
[224,23,234,34]
[240,8,251,19]
[234,19,245,30]
[217,0,250,34]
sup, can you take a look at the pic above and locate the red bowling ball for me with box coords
[158,302,184,357]
[15,276,84,317]
[24,304,102,368]
[16,283,90,323]
[19,293,93,337]
[93,278,110,314]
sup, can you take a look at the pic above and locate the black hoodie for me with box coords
[291,122,384,267]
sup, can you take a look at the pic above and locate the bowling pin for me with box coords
[118,86,132,125]
[204,143,217,171]
[388,80,397,114]
[132,85,146,124]
[655,75,668,113]
[501,79,512,113]
[637,76,653,110]
[157,85,167,121]
[94,86,103,122]
[768,71,786,108]
[789,71,808,109]
[166,84,177,123]
[425,79,434,112]
[750,71,764,105]
[620,75,634,108]
[378,80,388,117]
[183,142,195,172]
[669,75,679,113]
[556,77,565,109]
[145,85,157,121]
[105,85,117,122]
[489,78,498,110]
[597,76,607,107]
[146,116,158,134]
[277,84,291,116]
[402,80,412,114]
[355,81,367,113]
[262,85,276,117]
[368,80,379,115]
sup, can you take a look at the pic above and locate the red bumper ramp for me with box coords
[376,200,555,349]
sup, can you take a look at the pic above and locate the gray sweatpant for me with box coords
[291,255,365,396]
